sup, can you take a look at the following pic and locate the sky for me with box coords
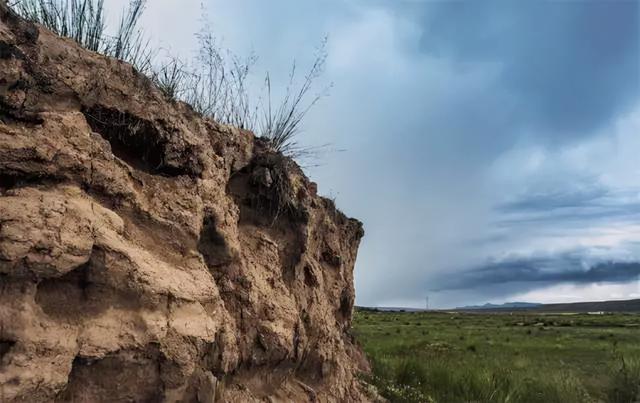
[107,0,640,308]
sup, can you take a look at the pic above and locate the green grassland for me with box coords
[353,310,640,402]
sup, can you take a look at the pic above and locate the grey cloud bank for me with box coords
[433,253,640,291]
[124,0,639,308]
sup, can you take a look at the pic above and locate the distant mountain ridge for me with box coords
[357,298,640,313]
[455,299,640,313]
[455,302,542,310]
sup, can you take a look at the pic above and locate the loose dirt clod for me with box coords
[0,4,367,401]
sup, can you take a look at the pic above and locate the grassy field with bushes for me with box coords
[353,310,640,402]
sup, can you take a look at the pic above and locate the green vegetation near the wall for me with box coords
[353,310,640,402]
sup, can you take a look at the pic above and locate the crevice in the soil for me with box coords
[198,215,233,272]
[35,261,96,320]
[321,246,341,268]
[0,97,44,125]
[338,289,353,323]
[35,254,143,321]
[0,339,16,362]
[82,105,188,177]
[0,40,25,60]
[56,346,164,402]
[0,172,66,194]
[303,265,318,288]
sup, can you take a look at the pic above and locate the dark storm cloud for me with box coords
[500,184,609,212]
[433,253,640,291]
[416,0,639,137]
[497,186,640,225]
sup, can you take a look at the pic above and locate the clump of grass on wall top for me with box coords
[260,37,331,156]
[14,0,106,52]
[13,0,153,73]
[153,29,331,157]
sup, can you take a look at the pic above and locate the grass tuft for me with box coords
[16,0,106,51]
[608,355,640,403]
[13,0,152,72]
[260,37,331,155]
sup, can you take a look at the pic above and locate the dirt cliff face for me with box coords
[0,4,367,402]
